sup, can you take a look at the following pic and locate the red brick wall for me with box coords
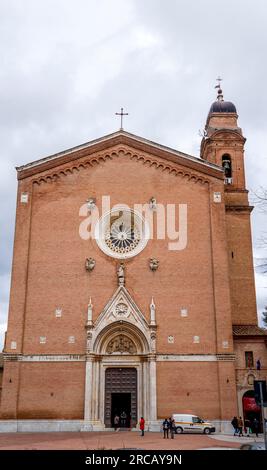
[5,146,232,356]
[1,142,236,420]
[225,211,257,324]
[156,361,237,420]
[201,119,257,326]
[1,362,85,419]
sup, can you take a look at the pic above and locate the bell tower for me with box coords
[201,82,258,325]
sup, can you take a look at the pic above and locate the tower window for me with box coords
[245,351,254,368]
[222,154,232,184]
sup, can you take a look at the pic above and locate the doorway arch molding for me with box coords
[94,320,150,355]
[83,286,157,430]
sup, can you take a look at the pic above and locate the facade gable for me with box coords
[89,286,154,356]
[16,131,224,183]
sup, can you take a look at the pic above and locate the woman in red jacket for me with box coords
[139,417,145,436]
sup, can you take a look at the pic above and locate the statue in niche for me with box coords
[149,197,157,211]
[117,263,125,286]
[86,331,93,351]
[150,331,156,352]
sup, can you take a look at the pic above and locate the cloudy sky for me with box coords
[0,0,267,349]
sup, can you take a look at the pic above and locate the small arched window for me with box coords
[222,154,232,184]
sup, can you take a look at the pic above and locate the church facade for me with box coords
[0,90,266,432]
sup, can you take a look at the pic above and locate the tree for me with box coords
[252,187,267,274]
[262,306,267,328]
[253,188,267,327]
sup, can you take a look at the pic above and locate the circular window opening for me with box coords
[95,207,150,259]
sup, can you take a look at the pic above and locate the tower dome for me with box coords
[208,81,237,116]
[209,100,237,114]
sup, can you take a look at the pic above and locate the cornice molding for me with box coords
[225,205,253,213]
[30,147,214,187]
[16,132,223,182]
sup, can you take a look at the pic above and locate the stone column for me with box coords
[148,356,158,431]
[81,357,93,431]
[92,359,100,421]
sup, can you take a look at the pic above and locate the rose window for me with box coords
[95,208,149,260]
[105,220,140,254]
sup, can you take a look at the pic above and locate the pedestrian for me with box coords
[244,418,251,437]
[253,417,259,438]
[162,418,169,439]
[231,416,238,436]
[120,410,127,427]
[237,416,244,437]
[114,414,120,432]
[169,417,175,439]
[139,416,145,436]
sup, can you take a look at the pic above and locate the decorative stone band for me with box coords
[3,354,85,362]
[3,353,235,362]
[157,354,216,362]
[157,354,235,362]
[216,354,235,361]
[3,354,23,361]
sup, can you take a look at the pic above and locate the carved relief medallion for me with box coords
[106,335,137,354]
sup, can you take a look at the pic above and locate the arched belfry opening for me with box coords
[222,154,232,184]
[82,286,157,431]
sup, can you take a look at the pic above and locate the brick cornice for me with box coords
[27,146,221,187]
[225,205,253,213]
[17,133,223,182]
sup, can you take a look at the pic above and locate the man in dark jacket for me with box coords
[231,416,238,436]
[162,418,169,439]
[169,417,176,439]
[253,417,259,437]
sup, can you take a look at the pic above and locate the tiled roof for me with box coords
[233,325,267,336]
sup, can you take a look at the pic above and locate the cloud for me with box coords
[0,0,267,349]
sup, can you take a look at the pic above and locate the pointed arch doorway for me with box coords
[105,367,137,428]
[95,322,150,430]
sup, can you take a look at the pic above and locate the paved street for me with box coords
[0,431,256,450]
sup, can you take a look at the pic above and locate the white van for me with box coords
[172,414,216,434]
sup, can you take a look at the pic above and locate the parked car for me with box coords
[172,414,216,434]
[240,442,265,450]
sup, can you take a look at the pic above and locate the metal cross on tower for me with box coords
[215,76,223,101]
[215,76,223,89]
[115,107,129,130]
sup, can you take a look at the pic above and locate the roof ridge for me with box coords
[16,130,223,173]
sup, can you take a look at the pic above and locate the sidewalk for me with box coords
[0,431,243,450]
[209,433,264,444]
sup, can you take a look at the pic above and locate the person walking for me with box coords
[139,417,145,436]
[114,414,120,432]
[237,416,244,437]
[231,416,238,436]
[244,418,251,437]
[169,417,175,439]
[253,417,259,438]
[162,418,169,439]
[120,411,127,427]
